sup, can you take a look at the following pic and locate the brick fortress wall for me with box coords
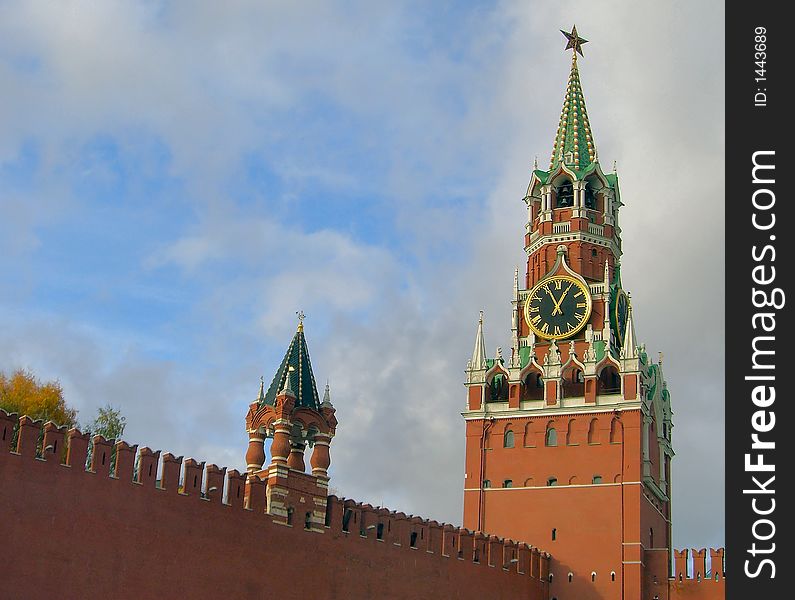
[0,411,549,600]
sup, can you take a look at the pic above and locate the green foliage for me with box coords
[84,404,127,440]
[83,404,128,472]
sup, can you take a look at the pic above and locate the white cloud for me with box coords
[0,0,725,551]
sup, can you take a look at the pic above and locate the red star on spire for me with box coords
[561,25,588,57]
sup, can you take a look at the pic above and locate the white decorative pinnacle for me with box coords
[280,366,297,398]
[544,340,561,366]
[321,381,333,408]
[513,267,520,297]
[621,304,639,360]
[470,311,487,371]
[257,375,266,403]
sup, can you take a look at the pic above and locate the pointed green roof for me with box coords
[261,323,321,411]
[549,52,596,172]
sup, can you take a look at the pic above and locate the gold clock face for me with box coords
[524,275,592,340]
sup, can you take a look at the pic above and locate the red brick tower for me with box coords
[245,314,338,530]
[462,27,674,600]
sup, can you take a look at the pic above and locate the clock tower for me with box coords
[462,27,674,600]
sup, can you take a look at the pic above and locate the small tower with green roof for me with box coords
[245,313,337,529]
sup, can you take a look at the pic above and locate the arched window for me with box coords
[503,479,513,488]
[566,419,578,445]
[591,572,597,582]
[611,571,616,582]
[286,507,294,526]
[568,573,573,583]
[556,180,574,208]
[592,475,603,484]
[523,422,536,448]
[547,477,558,487]
[545,426,558,447]
[609,418,622,443]
[504,429,515,448]
[587,418,599,444]
[483,480,491,489]
[304,511,312,530]
[551,528,556,540]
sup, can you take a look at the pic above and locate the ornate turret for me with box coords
[244,313,337,528]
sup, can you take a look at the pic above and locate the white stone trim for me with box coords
[463,400,640,420]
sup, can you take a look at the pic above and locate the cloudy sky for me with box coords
[0,1,724,549]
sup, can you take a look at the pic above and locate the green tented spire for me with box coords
[549,27,597,172]
[260,316,321,411]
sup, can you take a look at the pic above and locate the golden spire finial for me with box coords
[296,310,305,332]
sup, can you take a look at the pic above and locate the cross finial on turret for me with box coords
[296,310,306,332]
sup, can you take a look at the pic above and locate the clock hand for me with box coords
[552,283,573,315]
[544,286,565,316]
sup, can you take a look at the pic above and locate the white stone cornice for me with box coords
[461,401,643,420]
[525,230,621,257]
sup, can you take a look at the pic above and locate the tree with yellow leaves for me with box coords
[0,369,78,427]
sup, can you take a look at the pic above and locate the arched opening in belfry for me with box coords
[584,181,598,210]
[555,179,574,208]
[561,366,585,398]
[487,372,509,402]
[598,366,621,394]
[521,370,544,401]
